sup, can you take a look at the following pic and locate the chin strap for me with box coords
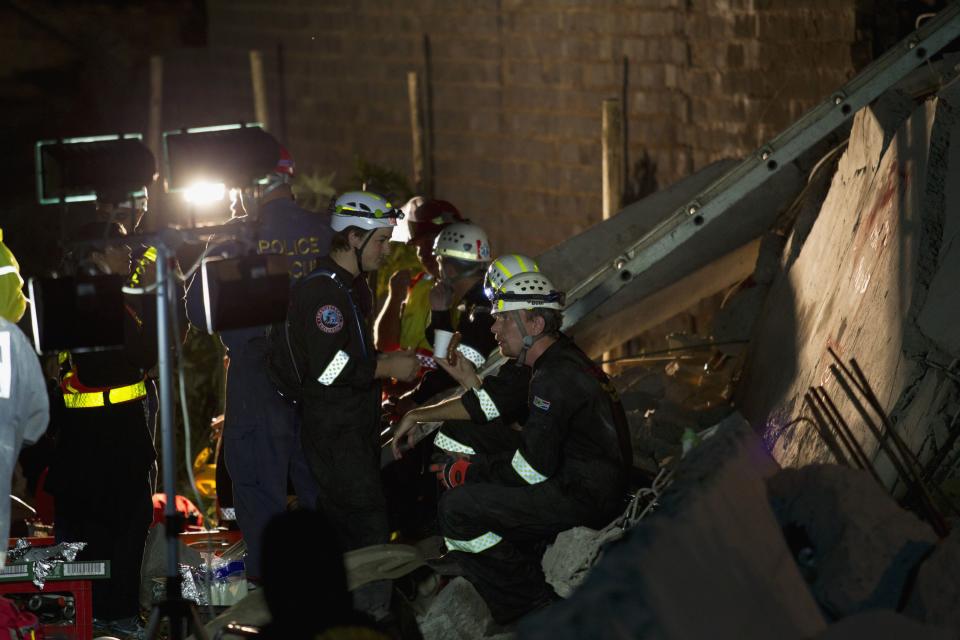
[354,230,375,273]
[510,310,547,366]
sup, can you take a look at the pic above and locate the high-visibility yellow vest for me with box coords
[61,369,147,409]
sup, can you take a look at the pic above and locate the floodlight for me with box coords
[183,181,226,205]
[28,275,126,354]
[35,134,156,205]
[199,253,290,332]
[163,123,279,193]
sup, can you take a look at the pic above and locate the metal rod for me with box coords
[803,392,851,466]
[847,357,924,470]
[829,365,949,536]
[814,387,882,484]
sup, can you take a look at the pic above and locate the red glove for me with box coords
[430,458,471,489]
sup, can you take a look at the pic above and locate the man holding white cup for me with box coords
[403,222,496,405]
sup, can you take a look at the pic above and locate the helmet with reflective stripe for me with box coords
[330,191,404,232]
[434,222,491,263]
[490,272,565,313]
[483,254,539,300]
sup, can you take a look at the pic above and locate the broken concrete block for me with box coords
[767,464,937,618]
[812,610,952,640]
[418,577,513,640]
[542,526,621,599]
[904,529,960,633]
[519,413,826,640]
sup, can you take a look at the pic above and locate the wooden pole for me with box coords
[145,55,163,230]
[408,71,427,194]
[421,34,434,197]
[601,98,624,373]
[250,50,270,131]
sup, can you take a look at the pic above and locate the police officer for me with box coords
[290,190,418,620]
[47,221,155,629]
[392,271,631,625]
[184,146,329,581]
[402,222,496,407]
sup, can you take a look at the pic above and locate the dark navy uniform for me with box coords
[411,280,497,404]
[436,336,628,624]
[290,256,387,552]
[184,197,331,578]
[48,301,156,621]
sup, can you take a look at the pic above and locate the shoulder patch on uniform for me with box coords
[315,305,344,333]
[532,395,551,411]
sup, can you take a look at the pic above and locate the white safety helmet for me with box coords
[330,191,403,233]
[433,222,491,263]
[490,272,565,313]
[483,254,539,300]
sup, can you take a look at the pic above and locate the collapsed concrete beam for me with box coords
[536,160,800,358]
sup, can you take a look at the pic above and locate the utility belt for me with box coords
[61,370,148,409]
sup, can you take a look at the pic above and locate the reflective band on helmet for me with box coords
[494,259,512,280]
[62,380,147,409]
[434,432,476,455]
[474,388,500,421]
[512,450,548,484]
[318,350,350,386]
[444,532,502,554]
[457,344,485,369]
[440,248,483,261]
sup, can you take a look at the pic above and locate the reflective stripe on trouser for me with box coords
[62,380,148,408]
[438,481,596,624]
[445,532,502,553]
[434,431,476,455]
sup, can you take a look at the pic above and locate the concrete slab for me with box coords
[738,84,960,479]
[518,413,826,640]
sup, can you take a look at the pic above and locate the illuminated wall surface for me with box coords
[2,1,914,270]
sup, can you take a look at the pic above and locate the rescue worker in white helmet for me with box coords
[391,271,632,625]
[291,190,419,622]
[482,253,540,301]
[400,221,497,407]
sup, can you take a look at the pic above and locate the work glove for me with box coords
[429,457,471,489]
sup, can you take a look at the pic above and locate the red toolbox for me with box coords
[0,579,92,640]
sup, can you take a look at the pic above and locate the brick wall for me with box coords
[201,1,869,255]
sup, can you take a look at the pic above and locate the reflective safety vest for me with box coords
[60,369,147,409]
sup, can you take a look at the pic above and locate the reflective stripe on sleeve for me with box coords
[444,532,502,554]
[473,388,500,421]
[318,350,350,386]
[511,450,548,484]
[457,344,486,368]
[0,266,18,277]
[434,432,476,455]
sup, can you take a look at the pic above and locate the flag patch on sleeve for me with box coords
[532,396,551,411]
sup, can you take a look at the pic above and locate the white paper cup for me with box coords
[433,329,454,359]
